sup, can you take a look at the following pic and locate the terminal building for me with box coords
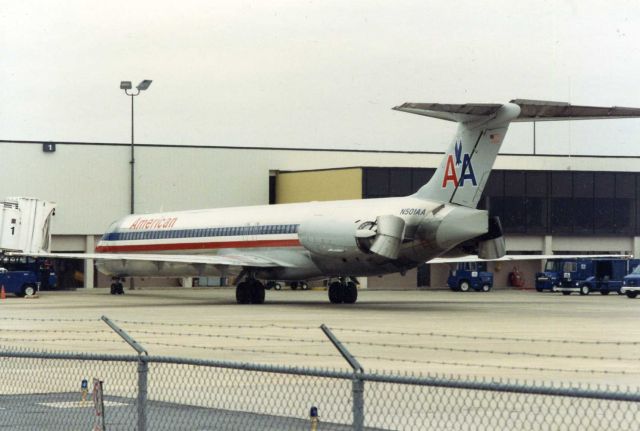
[1,139,639,290]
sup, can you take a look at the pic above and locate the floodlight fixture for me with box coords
[136,79,152,91]
[120,81,132,90]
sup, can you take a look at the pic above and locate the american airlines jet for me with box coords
[16,100,640,304]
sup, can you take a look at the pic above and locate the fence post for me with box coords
[102,315,149,431]
[320,324,365,431]
[137,356,148,431]
[352,374,364,431]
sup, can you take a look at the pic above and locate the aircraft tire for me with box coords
[236,282,251,304]
[250,281,265,304]
[343,282,358,304]
[328,281,344,304]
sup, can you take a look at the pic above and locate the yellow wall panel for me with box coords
[276,168,362,203]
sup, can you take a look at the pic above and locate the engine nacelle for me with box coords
[298,217,363,258]
[298,214,407,260]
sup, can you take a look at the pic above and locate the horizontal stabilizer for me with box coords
[429,254,633,264]
[393,100,640,123]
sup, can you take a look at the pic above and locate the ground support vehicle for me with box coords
[621,265,640,298]
[289,281,309,290]
[265,281,283,290]
[0,256,56,289]
[0,269,39,297]
[554,258,640,296]
[447,262,493,292]
[535,260,566,292]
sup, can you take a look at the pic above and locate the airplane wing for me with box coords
[428,254,633,264]
[6,251,294,268]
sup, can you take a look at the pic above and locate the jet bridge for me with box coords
[0,197,56,254]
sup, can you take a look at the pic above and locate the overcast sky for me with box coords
[2,0,640,155]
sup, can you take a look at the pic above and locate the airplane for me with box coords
[10,99,640,304]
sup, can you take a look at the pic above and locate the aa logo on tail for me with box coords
[442,140,477,188]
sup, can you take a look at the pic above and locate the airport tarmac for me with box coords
[0,287,639,386]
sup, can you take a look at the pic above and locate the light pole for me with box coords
[120,79,152,214]
[120,80,152,292]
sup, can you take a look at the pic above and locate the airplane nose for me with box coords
[435,207,488,250]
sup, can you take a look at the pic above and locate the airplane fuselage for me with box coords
[96,196,489,281]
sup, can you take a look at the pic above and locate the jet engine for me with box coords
[298,215,406,260]
[355,215,406,259]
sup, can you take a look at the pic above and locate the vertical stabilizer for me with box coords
[393,100,640,208]
[395,102,520,207]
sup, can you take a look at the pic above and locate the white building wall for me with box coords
[3,141,638,237]
[2,141,640,289]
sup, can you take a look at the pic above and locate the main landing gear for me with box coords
[236,278,266,304]
[110,278,125,295]
[328,278,358,304]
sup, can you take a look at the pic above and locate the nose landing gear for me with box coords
[110,278,125,295]
[328,278,358,304]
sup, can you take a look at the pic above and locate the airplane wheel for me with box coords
[250,281,265,304]
[343,282,358,304]
[236,282,251,304]
[328,281,344,304]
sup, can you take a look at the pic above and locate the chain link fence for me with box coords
[0,348,639,430]
[0,316,639,430]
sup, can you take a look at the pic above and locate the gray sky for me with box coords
[2,0,640,155]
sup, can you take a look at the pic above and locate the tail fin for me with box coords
[394,99,640,208]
